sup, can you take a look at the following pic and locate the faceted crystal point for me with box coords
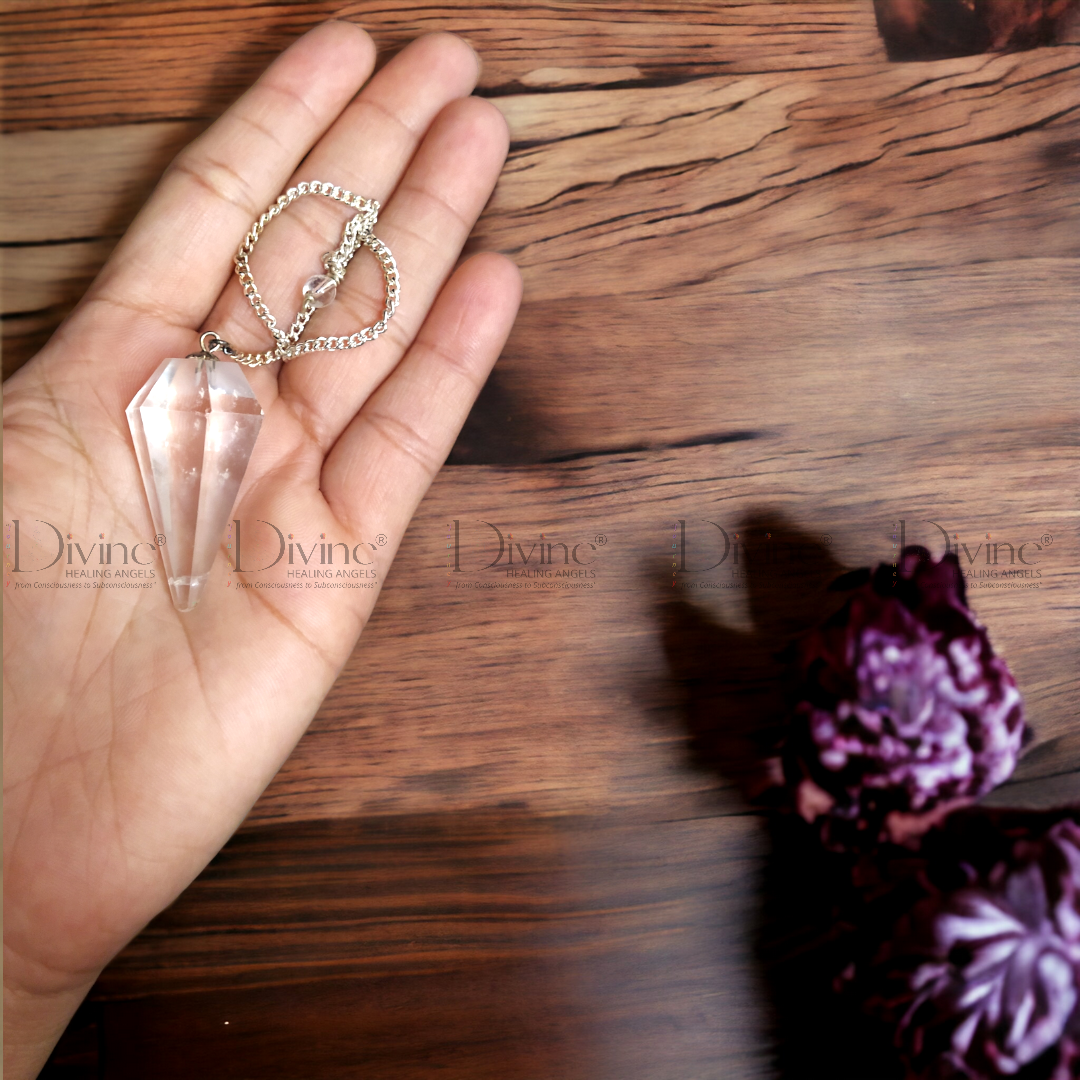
[302,273,337,308]
[127,356,263,612]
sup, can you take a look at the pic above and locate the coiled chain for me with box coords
[228,180,399,367]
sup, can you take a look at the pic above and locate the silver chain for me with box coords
[226,180,399,367]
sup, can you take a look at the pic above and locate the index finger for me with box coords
[88,21,376,332]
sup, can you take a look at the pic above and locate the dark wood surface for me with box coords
[3,2,1078,1077]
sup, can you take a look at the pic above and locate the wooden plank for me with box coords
[464,256,1080,460]
[2,309,69,380]
[243,428,1078,828]
[0,2,887,132]
[1,237,117,314]
[4,46,1078,374]
[6,50,1077,247]
[89,811,771,1078]
[0,121,203,243]
[95,811,765,997]
[484,49,1080,302]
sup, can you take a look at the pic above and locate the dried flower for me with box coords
[887,814,1080,1079]
[784,547,1026,848]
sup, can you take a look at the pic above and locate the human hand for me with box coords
[2,23,521,1077]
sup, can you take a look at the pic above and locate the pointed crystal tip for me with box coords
[168,573,210,613]
[127,356,263,613]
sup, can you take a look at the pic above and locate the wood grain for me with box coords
[1,2,889,131]
[250,436,1079,827]
[92,814,771,1079]
[9,2,1078,1077]
[2,237,117,312]
[0,122,203,244]
[5,45,1079,370]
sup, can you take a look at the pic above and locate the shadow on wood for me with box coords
[446,365,562,465]
[656,511,902,1079]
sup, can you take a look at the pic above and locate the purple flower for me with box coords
[784,547,1026,847]
[893,815,1080,1078]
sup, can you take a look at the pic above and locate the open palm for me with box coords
[2,24,521,1077]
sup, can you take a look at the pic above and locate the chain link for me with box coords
[230,180,400,367]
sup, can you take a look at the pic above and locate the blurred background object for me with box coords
[874,0,1080,60]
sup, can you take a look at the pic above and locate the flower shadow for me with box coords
[656,510,904,1079]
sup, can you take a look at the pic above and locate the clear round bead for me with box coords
[303,274,338,308]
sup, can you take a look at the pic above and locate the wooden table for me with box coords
[4,3,1078,1077]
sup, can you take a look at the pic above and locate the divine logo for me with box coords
[448,520,599,572]
[673,520,732,572]
[8,520,159,571]
[5,519,381,576]
[671,518,1048,579]
[231,520,377,571]
[897,520,1044,566]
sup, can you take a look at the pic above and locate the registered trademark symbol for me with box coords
[376,533,387,546]
[155,534,166,546]
[1042,533,1053,546]
[821,533,832,546]
[594,534,607,546]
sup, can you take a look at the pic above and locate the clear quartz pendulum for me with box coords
[126,351,263,612]
[125,181,399,612]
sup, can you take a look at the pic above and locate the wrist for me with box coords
[3,959,98,1080]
